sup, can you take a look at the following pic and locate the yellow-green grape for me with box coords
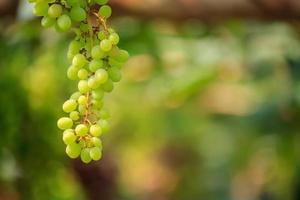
[78,105,87,115]
[67,0,78,6]
[78,69,89,80]
[101,79,114,93]
[90,124,102,137]
[92,100,103,109]
[99,5,112,19]
[70,6,86,22]
[91,46,106,59]
[108,58,123,68]
[68,40,82,55]
[48,4,62,18]
[95,69,108,84]
[67,66,78,80]
[109,33,119,45]
[108,67,122,82]
[100,39,112,52]
[98,31,107,40]
[78,80,90,94]
[90,147,102,161]
[98,119,109,133]
[78,95,87,105]
[75,124,88,136]
[63,129,77,145]
[95,0,109,5]
[66,143,81,159]
[70,111,80,120]
[57,117,73,130]
[81,148,92,163]
[34,1,49,16]
[91,137,102,148]
[88,76,101,89]
[57,15,72,32]
[63,99,77,113]
[89,60,103,72]
[92,89,104,100]
[41,16,56,28]
[70,91,81,100]
[72,54,87,68]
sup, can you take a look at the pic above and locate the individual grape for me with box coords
[72,54,87,68]
[95,69,108,84]
[90,147,102,161]
[63,99,77,113]
[79,23,89,32]
[48,4,62,18]
[108,58,123,68]
[78,69,89,80]
[92,89,104,100]
[98,31,107,40]
[81,148,92,163]
[70,92,81,100]
[70,111,80,120]
[108,67,122,82]
[67,0,79,6]
[91,137,102,148]
[98,119,109,133]
[109,33,119,45]
[95,0,109,5]
[100,39,112,52]
[68,40,82,55]
[57,117,73,130]
[78,80,90,94]
[92,100,103,109]
[75,124,88,136]
[78,95,87,105]
[88,77,101,89]
[90,124,102,137]
[66,143,81,158]
[89,59,103,72]
[63,129,77,145]
[57,14,72,32]
[34,1,49,16]
[78,105,87,115]
[101,79,114,92]
[41,16,56,28]
[70,6,86,22]
[99,5,112,18]
[114,49,130,63]
[67,66,78,80]
[91,46,106,59]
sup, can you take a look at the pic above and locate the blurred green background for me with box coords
[1,0,300,200]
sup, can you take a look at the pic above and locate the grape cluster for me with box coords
[29,0,129,163]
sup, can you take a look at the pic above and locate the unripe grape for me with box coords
[98,31,107,40]
[78,95,87,105]
[63,129,77,145]
[99,5,112,18]
[90,124,102,137]
[63,99,77,113]
[78,80,90,93]
[89,59,103,72]
[67,0,78,6]
[91,137,102,148]
[95,0,109,5]
[78,69,89,80]
[95,69,108,84]
[81,148,92,163]
[100,39,112,52]
[91,46,106,59]
[66,143,81,158]
[67,66,78,80]
[108,58,123,68]
[101,79,114,92]
[57,14,72,32]
[72,54,87,68]
[98,119,109,133]
[41,16,55,28]
[57,117,73,130]
[70,92,81,100]
[92,100,103,109]
[108,67,122,82]
[92,89,104,100]
[70,111,80,120]
[90,147,102,161]
[34,2,49,16]
[68,40,82,55]
[70,6,86,22]
[88,77,101,89]
[109,33,119,45]
[75,124,88,136]
[80,23,89,32]
[48,4,62,18]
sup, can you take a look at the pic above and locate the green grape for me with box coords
[67,66,78,80]
[109,33,119,45]
[63,129,77,145]
[91,137,102,148]
[92,89,104,100]
[68,40,82,55]
[34,1,49,16]
[70,6,86,22]
[95,0,109,5]
[78,80,90,94]
[90,124,102,137]
[101,79,114,92]
[95,69,108,84]
[78,68,89,80]
[92,99,103,109]
[57,117,73,130]
[91,46,106,59]
[66,143,81,158]
[67,0,79,6]
[90,147,102,161]
[70,92,81,100]
[63,99,77,113]
[72,54,87,68]
[98,119,109,133]
[98,31,107,40]
[89,59,103,72]
[57,14,72,32]
[88,77,101,89]
[79,23,89,32]
[41,16,56,28]
[81,148,92,163]
[108,58,123,68]
[70,111,80,120]
[78,105,87,115]
[78,95,87,105]
[100,39,112,52]
[75,124,88,136]
[48,4,62,18]
[108,67,122,82]
[99,5,112,18]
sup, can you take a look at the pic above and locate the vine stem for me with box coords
[92,12,109,33]
[83,92,91,125]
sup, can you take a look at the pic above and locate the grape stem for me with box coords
[83,92,91,124]
[92,12,109,33]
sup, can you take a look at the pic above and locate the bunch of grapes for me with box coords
[29,0,129,163]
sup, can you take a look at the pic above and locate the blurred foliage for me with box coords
[1,9,300,200]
